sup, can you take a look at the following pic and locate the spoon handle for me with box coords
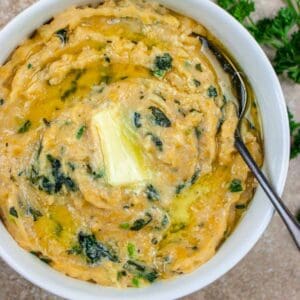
[235,135,300,250]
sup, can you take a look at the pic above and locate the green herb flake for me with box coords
[133,112,142,128]
[124,260,158,283]
[130,213,152,231]
[132,277,140,288]
[9,207,18,218]
[0,98,4,105]
[193,79,201,87]
[147,133,163,151]
[18,120,31,133]
[119,222,130,230]
[207,85,218,98]
[117,270,127,281]
[152,53,173,78]
[127,243,136,258]
[149,106,171,127]
[145,184,160,201]
[229,179,243,193]
[30,251,52,264]
[27,63,33,69]
[28,207,42,221]
[235,203,247,209]
[55,28,69,44]
[195,63,202,71]
[76,125,87,139]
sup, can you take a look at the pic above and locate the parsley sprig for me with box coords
[217,0,300,83]
[217,0,300,159]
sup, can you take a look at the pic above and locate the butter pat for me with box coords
[93,105,150,186]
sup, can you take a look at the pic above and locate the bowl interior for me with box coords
[0,0,289,299]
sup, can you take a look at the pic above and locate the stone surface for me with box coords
[0,1,299,299]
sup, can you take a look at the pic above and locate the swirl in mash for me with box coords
[0,0,262,288]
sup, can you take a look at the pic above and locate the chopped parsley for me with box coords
[145,184,160,201]
[195,63,203,71]
[28,207,42,221]
[193,79,201,87]
[130,213,153,231]
[0,98,4,105]
[133,112,142,128]
[289,109,300,159]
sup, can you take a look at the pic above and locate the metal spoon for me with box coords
[194,33,300,250]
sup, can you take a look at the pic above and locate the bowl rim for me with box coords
[0,0,290,299]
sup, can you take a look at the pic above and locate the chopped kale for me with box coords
[86,164,104,180]
[76,125,86,139]
[27,63,33,69]
[193,79,201,87]
[194,126,202,139]
[145,184,160,201]
[18,120,31,133]
[195,63,202,71]
[190,168,200,185]
[133,112,142,128]
[28,207,42,221]
[176,183,186,195]
[63,176,78,192]
[229,179,243,192]
[9,207,18,218]
[161,214,169,227]
[78,232,119,264]
[147,133,163,151]
[55,28,69,44]
[61,81,77,100]
[117,270,127,281]
[149,106,171,127]
[207,85,218,98]
[130,213,152,231]
[30,251,52,264]
[152,53,173,77]
[123,260,158,283]
[235,203,247,209]
[42,118,51,127]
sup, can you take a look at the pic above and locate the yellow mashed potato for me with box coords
[0,0,263,288]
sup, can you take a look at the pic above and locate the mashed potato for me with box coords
[0,0,262,288]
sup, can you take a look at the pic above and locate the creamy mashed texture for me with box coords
[0,0,263,288]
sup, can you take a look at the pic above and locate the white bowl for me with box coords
[0,0,290,299]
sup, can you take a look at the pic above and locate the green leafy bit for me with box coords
[132,277,140,287]
[123,260,158,283]
[28,207,42,221]
[190,168,200,185]
[76,125,87,139]
[235,203,247,209]
[17,120,31,133]
[30,251,52,264]
[130,213,152,231]
[145,184,160,201]
[289,109,300,159]
[9,207,18,218]
[161,214,169,227]
[170,222,186,233]
[149,106,172,127]
[217,0,300,83]
[152,53,173,77]
[77,232,119,264]
[176,183,186,195]
[229,179,243,192]
[193,79,201,87]
[127,243,136,258]
[218,0,255,22]
[195,63,202,71]
[117,270,127,281]
[0,98,4,105]
[27,63,33,69]
[67,245,82,255]
[207,85,218,98]
[119,222,130,229]
[55,222,63,236]
[133,112,142,128]
[86,164,104,179]
[147,133,163,151]
[55,28,69,44]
